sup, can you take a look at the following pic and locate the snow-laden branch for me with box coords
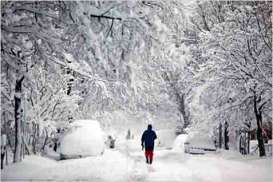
[217,93,253,112]
[89,14,122,21]
[12,6,59,19]
[2,25,35,34]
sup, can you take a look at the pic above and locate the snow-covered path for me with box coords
[1,144,272,182]
[130,150,192,181]
[129,149,272,182]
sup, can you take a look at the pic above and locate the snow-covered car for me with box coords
[184,132,216,155]
[184,145,205,155]
[60,120,105,159]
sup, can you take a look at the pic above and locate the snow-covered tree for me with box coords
[188,1,272,156]
[1,1,193,159]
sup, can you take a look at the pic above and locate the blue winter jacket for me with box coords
[141,126,157,150]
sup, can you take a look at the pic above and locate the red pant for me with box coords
[145,150,154,164]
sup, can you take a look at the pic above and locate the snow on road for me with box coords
[1,139,272,182]
[129,148,272,182]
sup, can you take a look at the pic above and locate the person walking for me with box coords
[141,124,157,164]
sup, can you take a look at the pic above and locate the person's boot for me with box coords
[150,158,153,164]
[146,157,149,164]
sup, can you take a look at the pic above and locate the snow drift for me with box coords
[60,120,105,159]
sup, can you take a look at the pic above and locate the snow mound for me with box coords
[23,155,57,167]
[2,150,138,181]
[172,134,188,152]
[44,146,61,160]
[1,155,58,181]
[60,120,105,158]
[157,129,176,149]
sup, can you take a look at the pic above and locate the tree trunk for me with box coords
[247,131,250,154]
[224,121,229,150]
[219,123,222,149]
[22,137,31,155]
[5,149,8,166]
[163,72,190,130]
[179,94,189,129]
[254,95,266,157]
[41,128,48,151]
[32,122,39,154]
[239,136,243,154]
[20,140,23,159]
[256,124,265,156]
[1,151,4,169]
[14,76,24,163]
[245,121,251,154]
[21,109,25,158]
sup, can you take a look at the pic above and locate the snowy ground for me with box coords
[2,136,272,182]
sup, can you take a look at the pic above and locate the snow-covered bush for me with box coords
[60,120,105,159]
